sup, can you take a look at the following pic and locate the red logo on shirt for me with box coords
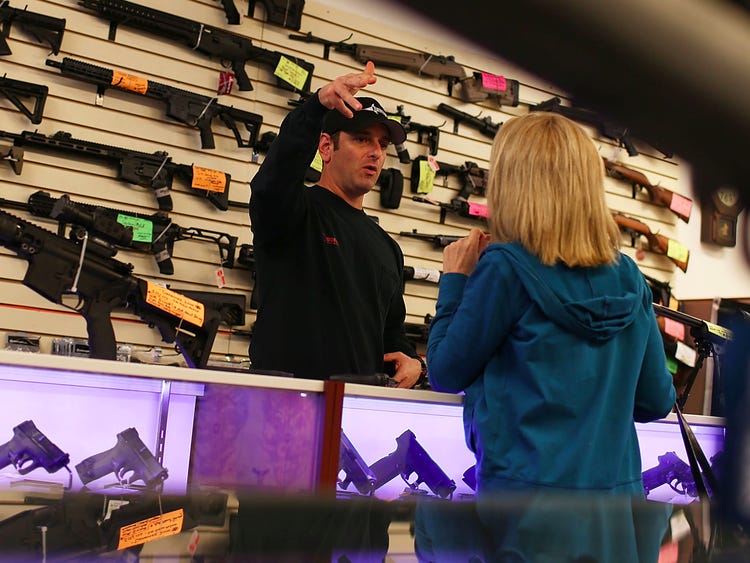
[323,235,339,246]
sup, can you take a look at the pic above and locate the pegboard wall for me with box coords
[0,0,688,366]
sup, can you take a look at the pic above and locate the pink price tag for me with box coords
[481,72,507,92]
[468,202,488,218]
[215,267,227,288]
[217,72,235,95]
[669,193,693,220]
[427,155,440,172]
[663,317,685,341]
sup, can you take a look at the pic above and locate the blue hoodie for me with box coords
[427,242,676,494]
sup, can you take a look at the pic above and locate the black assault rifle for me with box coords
[289,31,466,95]
[78,0,314,93]
[1,191,238,276]
[387,105,441,163]
[0,75,48,124]
[0,129,232,211]
[530,97,640,156]
[218,0,305,29]
[0,2,65,56]
[529,97,673,158]
[0,209,221,367]
[437,103,501,139]
[46,57,264,150]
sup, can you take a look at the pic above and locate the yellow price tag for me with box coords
[666,239,689,263]
[145,282,205,327]
[117,509,184,550]
[705,322,733,341]
[417,159,436,194]
[274,56,309,92]
[310,151,323,173]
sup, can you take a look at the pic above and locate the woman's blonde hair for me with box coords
[487,112,620,267]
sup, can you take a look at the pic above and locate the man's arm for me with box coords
[249,62,379,246]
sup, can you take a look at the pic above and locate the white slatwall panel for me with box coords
[0,0,688,365]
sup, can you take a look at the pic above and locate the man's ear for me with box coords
[318,133,334,163]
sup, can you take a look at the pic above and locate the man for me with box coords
[249,62,423,388]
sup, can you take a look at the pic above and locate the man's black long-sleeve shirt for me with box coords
[248,95,417,379]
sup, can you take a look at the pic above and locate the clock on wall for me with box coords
[700,184,744,247]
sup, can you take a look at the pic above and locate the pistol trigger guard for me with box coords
[15,454,37,474]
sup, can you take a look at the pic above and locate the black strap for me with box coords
[674,401,719,499]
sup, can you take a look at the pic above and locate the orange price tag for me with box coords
[111,70,148,95]
[117,508,184,550]
[663,317,685,341]
[145,282,205,326]
[191,166,227,193]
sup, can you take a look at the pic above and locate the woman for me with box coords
[426,112,676,562]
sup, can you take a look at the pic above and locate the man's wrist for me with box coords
[416,356,428,384]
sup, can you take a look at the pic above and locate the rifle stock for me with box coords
[457,72,520,107]
[603,158,692,223]
[0,75,48,124]
[613,213,689,272]
[0,2,66,56]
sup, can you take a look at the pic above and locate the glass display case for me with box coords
[338,383,726,506]
[0,350,327,497]
[0,350,730,561]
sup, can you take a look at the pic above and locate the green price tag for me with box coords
[117,215,153,243]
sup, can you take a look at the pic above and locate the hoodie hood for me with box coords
[491,243,643,343]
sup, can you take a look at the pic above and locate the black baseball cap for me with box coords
[322,97,407,145]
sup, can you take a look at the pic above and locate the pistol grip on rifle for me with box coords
[80,294,120,361]
[231,60,253,92]
[196,117,217,150]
